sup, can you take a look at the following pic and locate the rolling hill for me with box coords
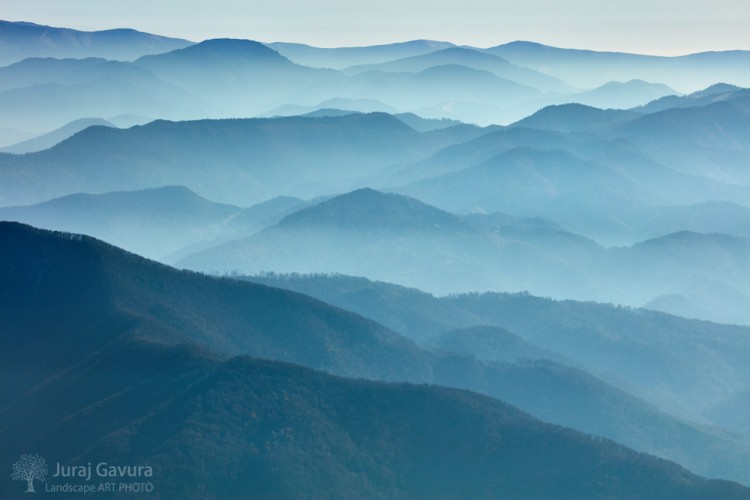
[635,83,749,113]
[561,79,677,109]
[397,147,657,216]
[392,110,750,244]
[343,47,572,93]
[245,271,750,426]
[333,64,543,124]
[511,103,641,132]
[135,39,343,117]
[267,39,456,69]
[615,99,750,183]
[3,337,745,499]
[4,222,750,488]
[0,117,115,154]
[0,221,432,400]
[177,188,605,296]
[4,21,750,497]
[0,113,444,207]
[0,186,241,259]
[178,187,750,327]
[0,57,207,132]
[0,20,193,66]
[485,41,750,91]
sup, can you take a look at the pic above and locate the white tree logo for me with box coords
[11,454,48,493]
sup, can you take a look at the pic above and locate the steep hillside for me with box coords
[0,222,431,404]
[5,223,750,485]
[3,339,744,499]
[246,272,750,424]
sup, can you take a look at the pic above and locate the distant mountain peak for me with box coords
[277,188,466,232]
[512,103,639,131]
[391,39,455,49]
[641,230,744,245]
[138,38,290,64]
[534,102,600,113]
[500,40,548,48]
[186,38,274,51]
[597,79,676,92]
[690,82,744,98]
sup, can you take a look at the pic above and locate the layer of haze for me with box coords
[5,0,750,55]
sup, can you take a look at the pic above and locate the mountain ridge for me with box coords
[0,20,194,66]
[3,334,746,499]
[5,222,750,488]
[0,113,440,207]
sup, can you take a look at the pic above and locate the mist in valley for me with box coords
[2,18,750,498]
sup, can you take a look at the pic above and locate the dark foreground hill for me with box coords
[4,222,750,488]
[4,338,745,500]
[0,221,432,405]
[0,222,746,497]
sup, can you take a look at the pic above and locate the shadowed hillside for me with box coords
[4,223,750,486]
[4,338,745,499]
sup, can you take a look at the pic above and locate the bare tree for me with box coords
[11,454,48,493]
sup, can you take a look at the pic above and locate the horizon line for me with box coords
[4,18,750,58]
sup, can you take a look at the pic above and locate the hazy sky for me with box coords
[5,0,750,55]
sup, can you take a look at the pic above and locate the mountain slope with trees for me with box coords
[4,222,750,486]
[3,337,745,499]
